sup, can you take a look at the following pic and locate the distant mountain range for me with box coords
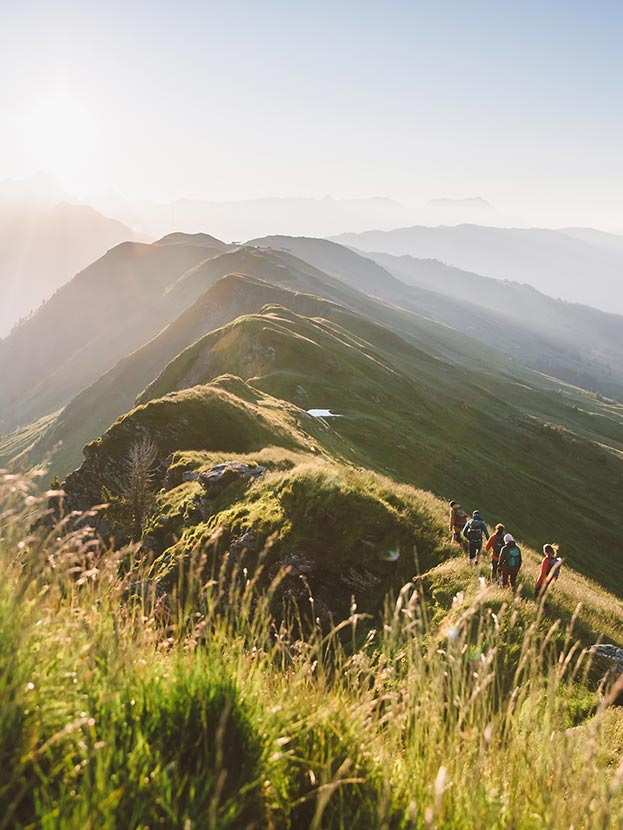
[0,174,143,336]
[87,193,413,241]
[88,190,529,241]
[333,224,623,314]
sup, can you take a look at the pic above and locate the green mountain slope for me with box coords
[61,302,623,596]
[8,247,521,479]
[6,246,372,475]
[247,234,406,298]
[250,235,623,402]
[25,273,343,477]
[369,250,623,401]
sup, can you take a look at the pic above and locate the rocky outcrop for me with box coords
[589,644,623,705]
[187,461,267,491]
[590,644,623,673]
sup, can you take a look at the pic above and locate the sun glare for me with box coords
[23,88,92,180]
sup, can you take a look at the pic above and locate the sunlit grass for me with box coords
[1,470,622,828]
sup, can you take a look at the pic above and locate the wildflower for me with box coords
[434,765,447,797]
[451,591,464,610]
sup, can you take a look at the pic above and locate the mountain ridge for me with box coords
[250,235,623,401]
[332,223,623,314]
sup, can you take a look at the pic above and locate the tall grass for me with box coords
[1,471,622,828]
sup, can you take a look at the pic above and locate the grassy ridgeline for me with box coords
[2,472,623,829]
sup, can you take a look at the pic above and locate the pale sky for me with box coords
[1,0,622,227]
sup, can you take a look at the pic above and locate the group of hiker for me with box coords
[449,501,561,596]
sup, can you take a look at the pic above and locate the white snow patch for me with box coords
[306,409,343,418]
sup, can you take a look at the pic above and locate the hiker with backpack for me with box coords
[485,523,505,582]
[449,500,468,546]
[462,510,490,566]
[534,544,562,599]
[498,533,522,591]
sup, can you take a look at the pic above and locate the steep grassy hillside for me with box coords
[61,376,331,511]
[0,234,229,432]
[7,253,364,477]
[247,234,405,298]
[61,304,623,596]
[150,446,623,643]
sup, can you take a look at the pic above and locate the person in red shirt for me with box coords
[485,523,505,582]
[534,544,561,599]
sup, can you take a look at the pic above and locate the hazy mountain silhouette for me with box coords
[333,224,623,313]
[0,233,230,431]
[90,193,412,240]
[0,171,68,207]
[420,197,508,225]
[0,198,143,337]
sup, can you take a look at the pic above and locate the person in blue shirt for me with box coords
[462,510,490,566]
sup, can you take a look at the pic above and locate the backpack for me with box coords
[507,545,521,568]
[492,535,505,558]
[466,521,483,542]
[454,507,468,527]
[546,557,561,581]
